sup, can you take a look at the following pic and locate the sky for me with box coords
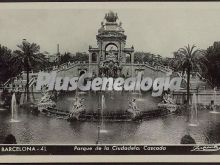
[0,2,220,57]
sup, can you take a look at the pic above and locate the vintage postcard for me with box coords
[0,1,220,163]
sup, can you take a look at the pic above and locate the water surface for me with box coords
[0,108,220,144]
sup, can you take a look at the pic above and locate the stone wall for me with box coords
[122,64,167,78]
[57,63,98,77]
[56,62,167,79]
[173,90,220,105]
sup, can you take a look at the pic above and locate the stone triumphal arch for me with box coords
[88,11,134,77]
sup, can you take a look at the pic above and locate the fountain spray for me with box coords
[189,93,198,126]
[11,93,19,122]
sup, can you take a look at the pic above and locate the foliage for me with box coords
[134,52,162,65]
[59,52,89,64]
[12,40,47,72]
[172,45,207,104]
[75,52,89,62]
[172,45,207,75]
[204,42,220,87]
[134,52,144,63]
[12,40,48,101]
[60,52,73,64]
[0,45,15,83]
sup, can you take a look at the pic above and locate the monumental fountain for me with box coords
[2,11,220,145]
[34,11,182,122]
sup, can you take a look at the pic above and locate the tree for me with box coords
[134,52,157,65]
[75,52,89,62]
[162,57,173,67]
[205,42,220,87]
[155,54,162,65]
[172,45,207,120]
[0,45,15,83]
[134,52,144,63]
[12,39,46,102]
[60,52,73,64]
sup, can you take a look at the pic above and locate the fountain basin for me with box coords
[9,119,20,123]
[34,90,173,121]
[0,108,7,111]
[210,111,220,114]
[38,106,171,122]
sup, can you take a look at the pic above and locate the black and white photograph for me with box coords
[0,2,220,158]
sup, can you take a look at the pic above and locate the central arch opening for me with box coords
[105,43,118,61]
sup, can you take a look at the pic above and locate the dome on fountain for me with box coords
[105,11,118,22]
